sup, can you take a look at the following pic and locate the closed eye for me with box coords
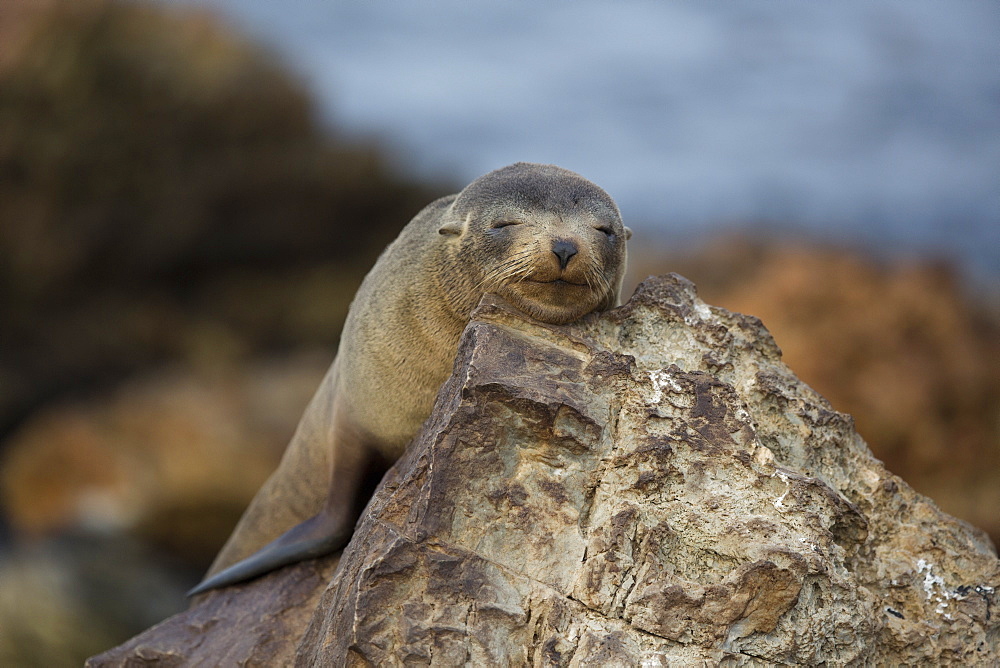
[595,226,615,237]
[491,220,522,229]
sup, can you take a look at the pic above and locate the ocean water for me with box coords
[158,0,1000,277]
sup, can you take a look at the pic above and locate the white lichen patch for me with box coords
[693,300,713,321]
[772,470,792,512]
[917,559,961,620]
[648,369,682,404]
[639,654,667,668]
[734,406,751,424]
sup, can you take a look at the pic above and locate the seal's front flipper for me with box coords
[187,512,348,597]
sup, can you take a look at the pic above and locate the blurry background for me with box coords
[0,1,997,664]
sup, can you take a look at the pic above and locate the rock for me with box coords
[84,557,341,667]
[0,352,331,666]
[632,238,1000,546]
[0,532,192,668]
[0,0,446,439]
[0,353,327,563]
[89,275,1000,665]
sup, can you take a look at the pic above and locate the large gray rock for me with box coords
[89,274,1000,666]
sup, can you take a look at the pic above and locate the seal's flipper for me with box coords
[187,512,348,596]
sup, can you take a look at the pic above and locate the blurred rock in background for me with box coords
[1,1,997,666]
[0,0,445,440]
[0,1,445,665]
[0,531,191,668]
[1,354,328,563]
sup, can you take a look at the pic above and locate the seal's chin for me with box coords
[525,278,587,287]
[499,279,603,325]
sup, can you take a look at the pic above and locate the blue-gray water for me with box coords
[159,0,1000,277]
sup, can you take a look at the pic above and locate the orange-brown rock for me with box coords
[0,354,326,562]
[89,275,1000,666]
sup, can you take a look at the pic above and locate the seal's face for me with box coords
[480,207,625,324]
[448,163,630,325]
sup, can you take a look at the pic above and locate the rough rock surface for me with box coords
[636,238,1000,545]
[90,274,1000,666]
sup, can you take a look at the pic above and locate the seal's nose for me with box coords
[552,240,578,270]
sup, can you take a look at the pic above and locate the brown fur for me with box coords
[194,163,630,592]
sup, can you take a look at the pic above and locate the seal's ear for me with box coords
[623,226,633,240]
[438,221,463,235]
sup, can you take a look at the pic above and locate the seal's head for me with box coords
[439,162,631,324]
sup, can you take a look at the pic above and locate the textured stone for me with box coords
[87,557,339,668]
[636,239,1000,545]
[90,274,1000,666]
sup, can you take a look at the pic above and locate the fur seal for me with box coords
[189,162,631,595]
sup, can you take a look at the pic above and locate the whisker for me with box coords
[478,249,538,292]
